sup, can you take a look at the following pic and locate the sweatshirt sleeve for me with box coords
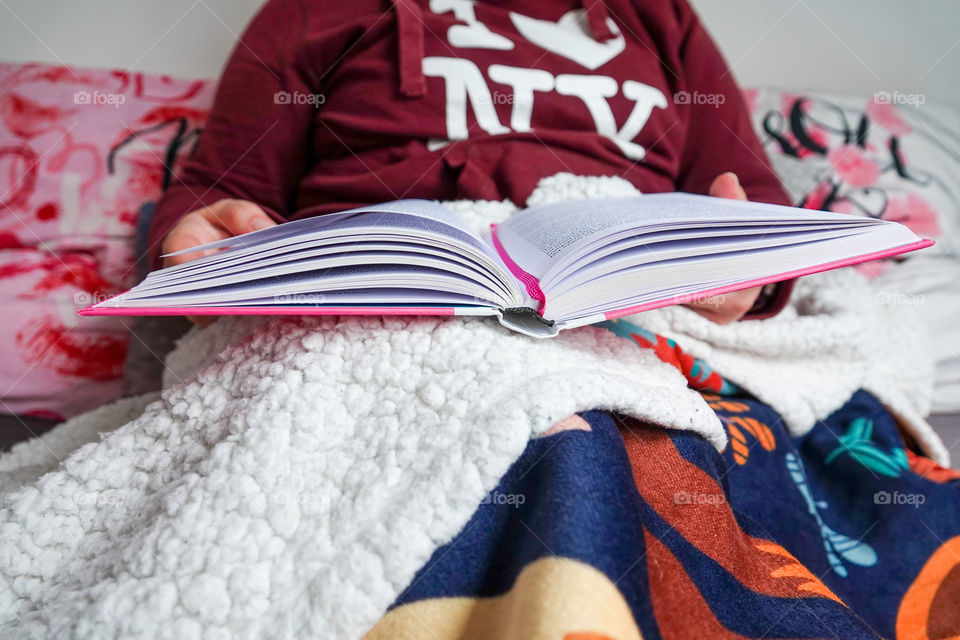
[672,0,795,318]
[145,0,317,269]
[672,0,789,207]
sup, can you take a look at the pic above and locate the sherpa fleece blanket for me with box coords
[0,174,954,639]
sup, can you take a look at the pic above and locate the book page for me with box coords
[162,199,495,263]
[206,289,490,307]
[142,241,509,296]
[129,251,512,302]
[94,199,528,313]
[144,199,522,307]
[543,221,920,322]
[494,193,874,278]
[108,263,503,307]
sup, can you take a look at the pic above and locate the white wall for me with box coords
[0,0,264,79]
[691,0,960,106]
[0,0,957,105]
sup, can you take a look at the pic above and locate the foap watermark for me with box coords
[873,90,925,108]
[674,90,726,107]
[74,492,131,508]
[272,293,327,304]
[269,491,326,507]
[73,290,116,306]
[874,290,925,306]
[74,90,126,108]
[480,491,525,508]
[874,490,925,508]
[274,90,326,106]
[674,490,725,506]
[686,293,728,306]
[475,90,532,106]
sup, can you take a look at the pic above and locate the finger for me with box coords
[687,306,726,324]
[161,215,229,268]
[686,303,741,325]
[688,176,754,323]
[708,172,748,201]
[684,287,762,324]
[202,199,276,237]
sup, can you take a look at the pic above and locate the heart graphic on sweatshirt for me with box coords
[509,9,626,70]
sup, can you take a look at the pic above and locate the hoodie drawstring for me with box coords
[391,0,616,99]
[583,0,617,42]
[392,0,427,97]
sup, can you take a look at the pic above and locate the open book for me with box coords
[82,194,932,338]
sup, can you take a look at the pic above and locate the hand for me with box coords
[160,199,277,325]
[682,172,762,324]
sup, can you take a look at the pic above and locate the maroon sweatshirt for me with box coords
[148,0,793,314]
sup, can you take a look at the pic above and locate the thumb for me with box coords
[709,172,748,201]
[202,199,277,237]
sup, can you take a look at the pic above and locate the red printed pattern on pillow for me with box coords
[0,62,213,420]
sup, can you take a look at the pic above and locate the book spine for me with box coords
[502,307,555,327]
[496,307,559,338]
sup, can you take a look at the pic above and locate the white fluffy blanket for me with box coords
[636,268,945,463]
[0,174,943,639]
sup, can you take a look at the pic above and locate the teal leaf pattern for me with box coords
[786,452,878,578]
[824,417,909,478]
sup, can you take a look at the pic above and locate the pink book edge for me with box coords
[80,304,464,317]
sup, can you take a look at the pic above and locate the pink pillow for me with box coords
[0,62,213,420]
[743,88,960,278]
